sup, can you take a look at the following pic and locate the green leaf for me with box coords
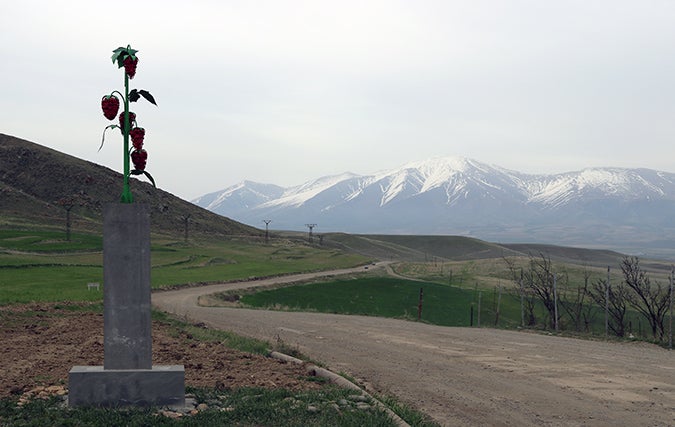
[99,125,119,152]
[138,90,157,106]
[111,46,139,68]
[131,169,156,187]
[111,46,132,66]
[143,171,156,187]
[111,47,125,64]
[128,89,140,102]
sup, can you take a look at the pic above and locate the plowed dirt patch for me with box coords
[0,303,320,398]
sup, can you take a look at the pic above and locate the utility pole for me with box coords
[305,223,316,244]
[56,196,77,242]
[263,220,271,244]
[181,214,191,242]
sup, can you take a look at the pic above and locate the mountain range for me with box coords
[193,157,675,257]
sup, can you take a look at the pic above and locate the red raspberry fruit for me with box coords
[123,56,138,79]
[101,95,120,120]
[130,127,145,149]
[131,149,148,171]
[118,111,136,132]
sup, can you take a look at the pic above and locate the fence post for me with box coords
[605,266,610,338]
[495,283,502,326]
[669,266,673,350]
[477,291,482,327]
[417,287,424,321]
[519,269,524,327]
[553,272,559,332]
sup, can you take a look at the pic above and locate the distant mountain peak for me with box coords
[192,156,675,256]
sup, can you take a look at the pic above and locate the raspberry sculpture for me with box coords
[130,127,145,149]
[131,149,148,171]
[123,56,138,79]
[99,45,158,203]
[118,111,136,131]
[101,95,120,120]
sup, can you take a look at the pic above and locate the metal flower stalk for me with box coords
[100,44,157,203]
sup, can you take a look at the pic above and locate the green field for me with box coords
[0,229,103,253]
[240,276,523,328]
[237,274,658,338]
[2,228,667,340]
[0,230,369,305]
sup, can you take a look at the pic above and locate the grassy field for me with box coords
[240,276,523,328]
[3,228,664,338]
[0,230,369,305]
[0,229,102,252]
[237,271,660,338]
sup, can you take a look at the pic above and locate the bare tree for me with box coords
[505,253,567,328]
[522,254,565,330]
[522,286,538,326]
[559,267,592,332]
[621,256,670,341]
[589,277,630,337]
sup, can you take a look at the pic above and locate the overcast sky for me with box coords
[2,1,675,200]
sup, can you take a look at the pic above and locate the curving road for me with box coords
[152,265,675,426]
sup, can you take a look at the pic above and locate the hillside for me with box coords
[312,233,640,270]
[0,133,261,239]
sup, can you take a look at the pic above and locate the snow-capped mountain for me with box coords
[193,157,675,254]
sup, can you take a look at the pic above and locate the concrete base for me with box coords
[68,365,185,407]
[103,203,152,370]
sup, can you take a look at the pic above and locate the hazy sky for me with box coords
[3,1,675,200]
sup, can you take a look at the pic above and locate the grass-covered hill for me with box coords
[323,233,521,261]
[320,232,657,271]
[0,133,261,239]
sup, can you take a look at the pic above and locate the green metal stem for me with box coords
[120,72,133,203]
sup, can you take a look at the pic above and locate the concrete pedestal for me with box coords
[68,203,185,407]
[69,366,185,407]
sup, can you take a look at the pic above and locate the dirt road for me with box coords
[152,266,675,426]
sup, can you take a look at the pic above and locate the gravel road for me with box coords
[152,265,675,426]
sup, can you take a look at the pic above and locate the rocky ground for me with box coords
[0,302,322,400]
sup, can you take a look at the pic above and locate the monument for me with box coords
[68,45,185,407]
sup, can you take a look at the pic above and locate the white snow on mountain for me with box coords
[191,156,675,255]
[194,157,675,213]
[259,172,360,209]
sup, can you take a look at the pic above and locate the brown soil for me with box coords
[0,302,322,399]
